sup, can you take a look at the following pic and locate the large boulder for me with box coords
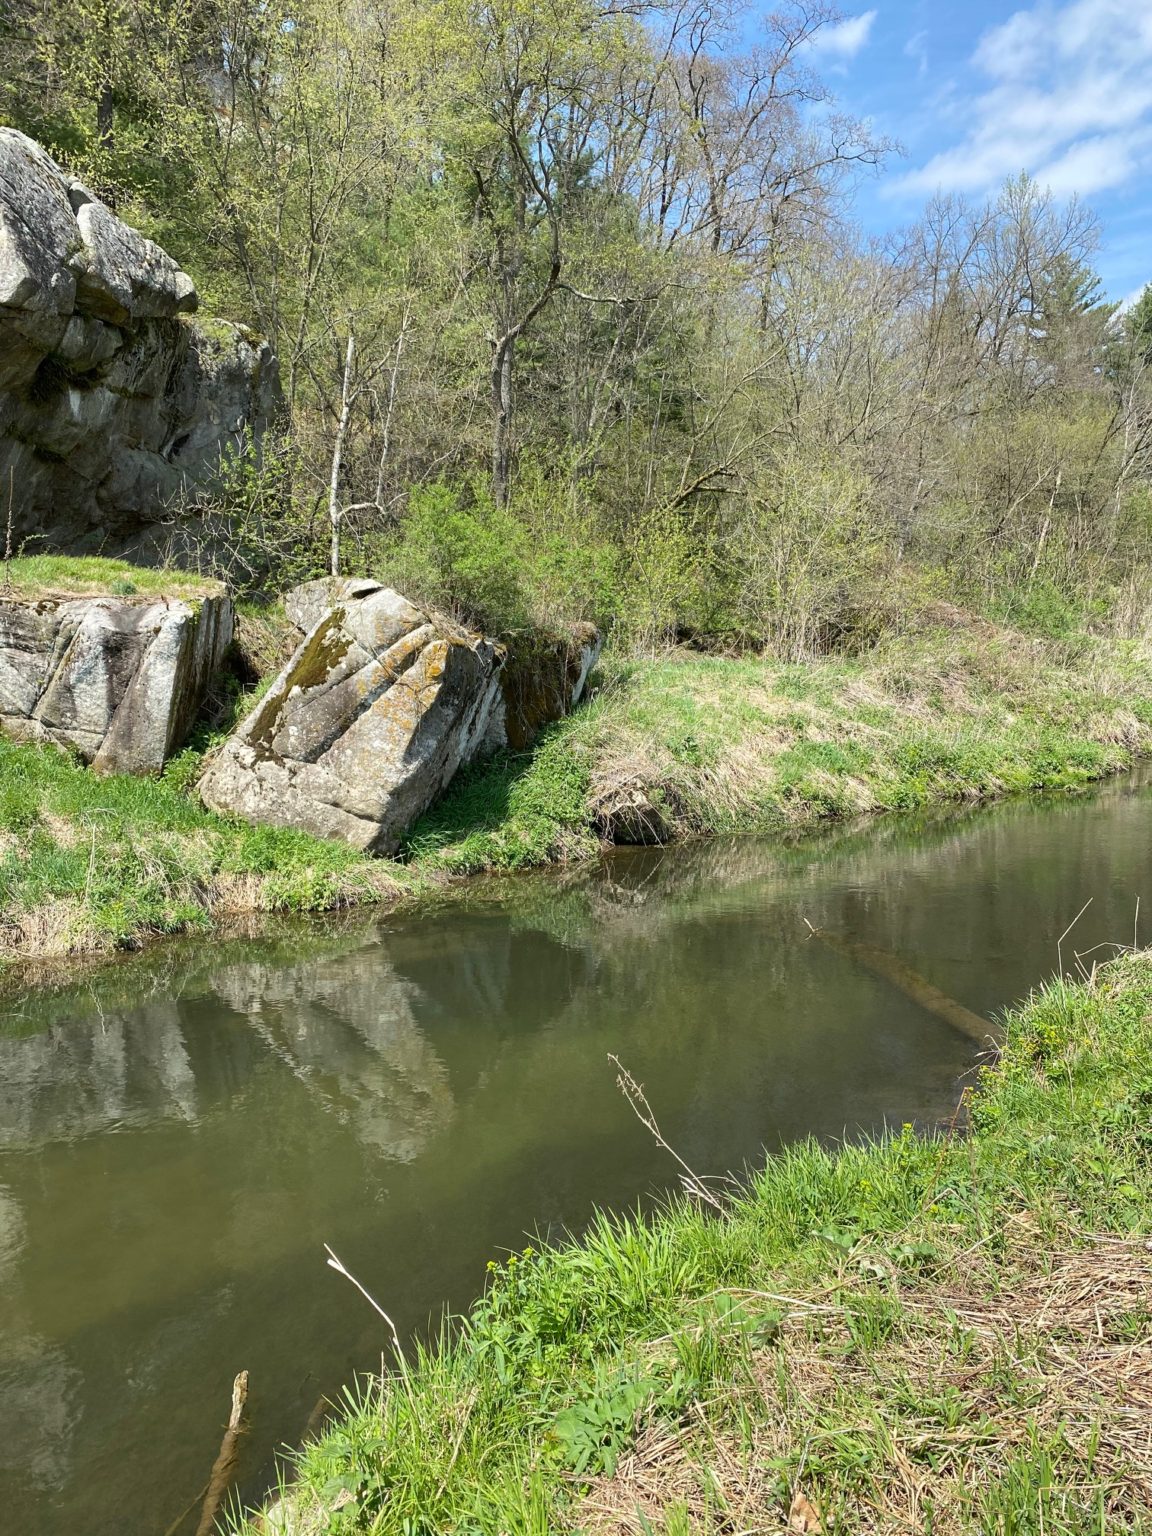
[199,580,600,854]
[0,585,233,773]
[0,129,280,553]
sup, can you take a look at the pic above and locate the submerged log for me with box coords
[813,930,1002,1047]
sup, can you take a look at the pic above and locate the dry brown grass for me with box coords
[235,606,300,681]
[0,896,100,958]
[577,1233,1152,1536]
[579,628,1152,846]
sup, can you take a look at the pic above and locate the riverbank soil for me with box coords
[4,618,1152,973]
[239,953,1152,1535]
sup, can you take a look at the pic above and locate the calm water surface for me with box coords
[3,776,1152,1534]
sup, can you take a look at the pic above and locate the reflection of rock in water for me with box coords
[0,1186,24,1281]
[212,949,454,1162]
[0,1003,198,1149]
[0,1331,80,1490]
[0,939,454,1163]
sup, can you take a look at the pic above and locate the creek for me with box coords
[3,772,1152,1534]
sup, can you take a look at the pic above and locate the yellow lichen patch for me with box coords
[423,640,449,682]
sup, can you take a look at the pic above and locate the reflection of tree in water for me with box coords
[2,774,1150,1536]
[212,948,454,1162]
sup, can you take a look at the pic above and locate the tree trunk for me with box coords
[491,336,514,507]
[96,82,114,151]
[329,333,356,577]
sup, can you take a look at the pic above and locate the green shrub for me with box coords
[386,481,532,632]
[371,479,621,636]
[992,579,1091,639]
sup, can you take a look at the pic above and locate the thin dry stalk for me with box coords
[608,1054,726,1211]
[4,466,13,591]
[324,1244,410,1382]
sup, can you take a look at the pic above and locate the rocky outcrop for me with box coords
[0,129,279,553]
[0,587,233,773]
[199,579,600,854]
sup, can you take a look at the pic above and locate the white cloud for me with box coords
[809,10,878,60]
[892,0,1152,199]
[1035,131,1152,197]
[904,29,929,78]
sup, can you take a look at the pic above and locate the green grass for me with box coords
[233,953,1152,1536]
[406,624,1152,871]
[0,555,221,597]
[0,738,417,963]
[403,719,602,873]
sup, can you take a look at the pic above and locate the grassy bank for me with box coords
[0,738,415,962]
[3,616,1152,968]
[239,953,1152,1536]
[408,618,1152,872]
[1,554,222,598]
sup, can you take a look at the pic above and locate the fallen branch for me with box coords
[807,926,1000,1046]
[193,1370,249,1536]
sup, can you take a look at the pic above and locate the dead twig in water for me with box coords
[809,928,1000,1047]
[609,1054,726,1212]
[190,1370,248,1536]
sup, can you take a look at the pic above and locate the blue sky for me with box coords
[802,0,1152,304]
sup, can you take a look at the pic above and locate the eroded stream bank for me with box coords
[2,774,1152,1534]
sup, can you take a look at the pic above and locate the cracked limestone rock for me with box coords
[199,580,601,855]
[0,586,234,774]
[201,580,605,860]
[199,584,507,854]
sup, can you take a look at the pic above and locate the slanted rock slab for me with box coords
[0,585,233,773]
[199,584,507,854]
[200,581,602,854]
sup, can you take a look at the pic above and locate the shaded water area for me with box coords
[4,774,1152,1534]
